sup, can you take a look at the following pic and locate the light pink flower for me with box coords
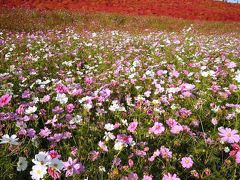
[166,118,177,128]
[127,122,138,132]
[0,94,12,107]
[170,125,183,134]
[235,151,240,164]
[181,157,193,169]
[42,95,50,102]
[98,141,108,152]
[160,146,172,158]
[149,122,165,135]
[143,175,153,180]
[162,173,180,180]
[218,127,240,144]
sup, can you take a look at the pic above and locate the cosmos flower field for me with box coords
[0,27,240,179]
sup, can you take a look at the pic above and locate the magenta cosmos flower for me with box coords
[162,173,180,180]
[63,157,85,177]
[0,94,12,107]
[181,157,193,169]
[218,127,240,144]
[149,122,165,135]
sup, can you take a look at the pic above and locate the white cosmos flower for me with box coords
[32,152,51,166]
[114,141,125,151]
[0,134,19,145]
[83,103,92,111]
[25,106,37,115]
[49,158,64,171]
[104,132,115,141]
[104,123,115,131]
[70,115,82,124]
[17,157,28,171]
[30,164,47,180]
[55,93,68,104]
[235,70,240,83]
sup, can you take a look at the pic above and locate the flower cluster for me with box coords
[0,27,240,179]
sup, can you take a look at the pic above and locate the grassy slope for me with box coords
[0,8,240,34]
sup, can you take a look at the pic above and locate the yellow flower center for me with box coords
[36,170,41,175]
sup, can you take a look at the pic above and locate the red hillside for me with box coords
[1,0,240,22]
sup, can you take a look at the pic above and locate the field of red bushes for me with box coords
[1,0,240,22]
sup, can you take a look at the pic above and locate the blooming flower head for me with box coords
[170,125,183,134]
[25,106,37,115]
[17,157,28,171]
[127,121,138,132]
[104,123,115,131]
[39,127,52,138]
[162,173,180,180]
[32,151,51,166]
[166,118,177,128]
[229,143,240,156]
[235,70,240,83]
[49,158,64,171]
[30,164,47,180]
[117,134,133,144]
[149,122,165,135]
[160,146,172,159]
[218,127,240,144]
[0,134,19,145]
[143,175,153,180]
[63,157,85,177]
[235,151,240,164]
[48,167,61,179]
[48,150,61,159]
[0,94,12,107]
[98,141,108,152]
[181,157,194,169]
[114,141,125,151]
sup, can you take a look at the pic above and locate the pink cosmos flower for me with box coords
[181,157,194,169]
[143,175,153,180]
[98,141,108,152]
[117,134,133,144]
[0,94,12,107]
[170,125,183,134]
[39,127,52,138]
[160,146,172,159]
[229,84,237,92]
[128,159,134,167]
[162,173,180,180]
[218,127,240,144]
[42,95,50,103]
[63,157,85,177]
[149,122,165,135]
[178,108,192,118]
[49,150,61,159]
[166,118,177,128]
[48,167,61,179]
[89,151,100,161]
[66,104,74,113]
[16,104,25,115]
[55,83,68,93]
[235,151,240,164]
[229,144,240,156]
[211,85,221,93]
[127,122,138,132]
[85,77,93,85]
